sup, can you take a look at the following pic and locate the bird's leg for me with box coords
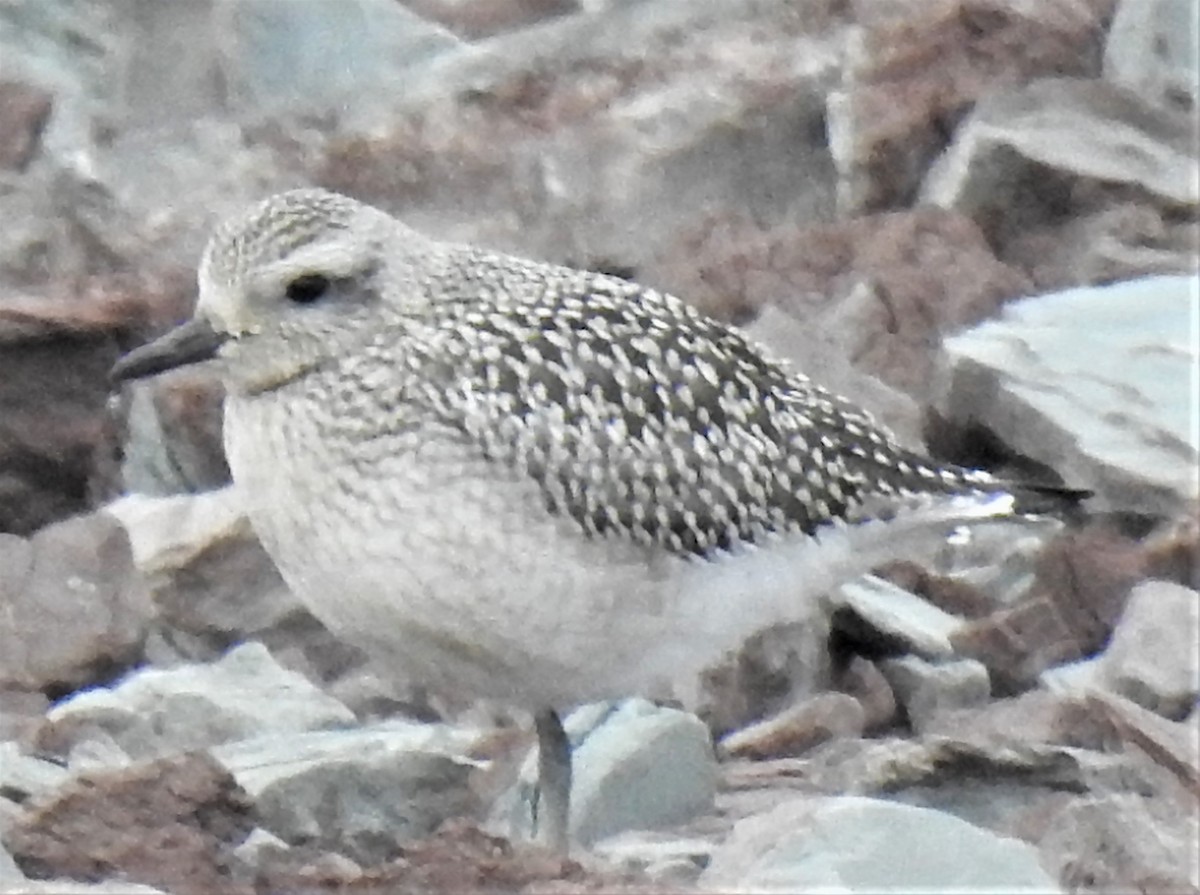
[533,707,572,855]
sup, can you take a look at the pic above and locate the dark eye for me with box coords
[285,273,330,304]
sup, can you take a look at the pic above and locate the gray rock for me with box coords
[214,0,460,116]
[936,275,1199,517]
[0,840,23,883]
[1104,0,1199,112]
[45,642,355,761]
[1037,793,1199,894]
[1039,656,1105,697]
[880,655,990,734]
[0,883,168,895]
[591,830,716,886]
[0,742,68,803]
[231,826,290,867]
[1100,579,1199,719]
[827,574,964,660]
[213,719,483,864]
[702,795,1061,893]
[924,77,1198,216]
[500,699,717,847]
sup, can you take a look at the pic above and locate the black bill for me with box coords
[110,315,229,383]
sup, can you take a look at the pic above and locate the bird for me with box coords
[111,188,1084,853]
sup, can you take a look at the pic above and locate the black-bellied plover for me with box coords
[112,189,1083,852]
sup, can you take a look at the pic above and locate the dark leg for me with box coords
[533,707,571,855]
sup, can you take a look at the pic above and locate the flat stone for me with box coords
[936,275,1199,518]
[591,829,716,886]
[702,795,1062,893]
[1096,579,1199,719]
[0,742,68,803]
[880,655,990,733]
[719,692,865,760]
[925,77,1198,215]
[212,720,484,865]
[828,574,965,660]
[43,642,355,761]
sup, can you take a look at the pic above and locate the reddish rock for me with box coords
[830,0,1115,212]
[836,656,898,732]
[0,511,152,694]
[951,526,1146,692]
[657,208,1031,400]
[0,81,53,171]
[2,752,254,895]
[950,597,1080,693]
[0,274,192,535]
[877,560,997,620]
[253,819,668,893]
[719,693,866,760]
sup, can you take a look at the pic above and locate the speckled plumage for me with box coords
[162,189,1029,709]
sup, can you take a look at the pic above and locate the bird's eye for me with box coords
[285,273,330,304]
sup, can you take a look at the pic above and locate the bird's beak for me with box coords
[110,315,229,383]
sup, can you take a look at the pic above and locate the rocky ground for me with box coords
[1,0,1197,892]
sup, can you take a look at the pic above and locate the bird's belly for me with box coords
[224,397,838,708]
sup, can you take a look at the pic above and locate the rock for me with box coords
[500,699,717,847]
[215,0,460,117]
[718,692,865,760]
[0,839,23,882]
[828,0,1112,214]
[696,619,830,739]
[229,827,288,870]
[591,830,716,887]
[1099,579,1199,719]
[398,0,579,41]
[40,642,355,762]
[0,752,253,895]
[935,276,1199,518]
[701,795,1062,893]
[828,574,965,661]
[0,512,152,693]
[0,276,192,534]
[1104,0,1199,112]
[880,655,990,733]
[0,882,168,894]
[212,720,484,865]
[1039,656,1105,697]
[0,692,49,744]
[835,656,897,732]
[103,489,368,692]
[1036,793,1199,894]
[951,596,1082,693]
[923,78,1198,287]
[660,208,1031,404]
[0,80,52,171]
[113,372,229,498]
[924,76,1197,223]
[317,0,843,279]
[0,743,68,804]
[1085,689,1200,797]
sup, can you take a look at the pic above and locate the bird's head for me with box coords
[111,188,440,394]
